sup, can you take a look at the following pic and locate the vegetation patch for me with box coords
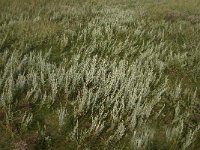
[0,0,200,149]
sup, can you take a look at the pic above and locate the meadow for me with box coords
[0,0,200,149]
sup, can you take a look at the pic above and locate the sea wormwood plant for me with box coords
[1,0,200,149]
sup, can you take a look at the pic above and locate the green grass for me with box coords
[1,0,200,149]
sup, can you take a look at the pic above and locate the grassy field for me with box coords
[1,0,200,149]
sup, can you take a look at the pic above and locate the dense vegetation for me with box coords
[1,0,200,149]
